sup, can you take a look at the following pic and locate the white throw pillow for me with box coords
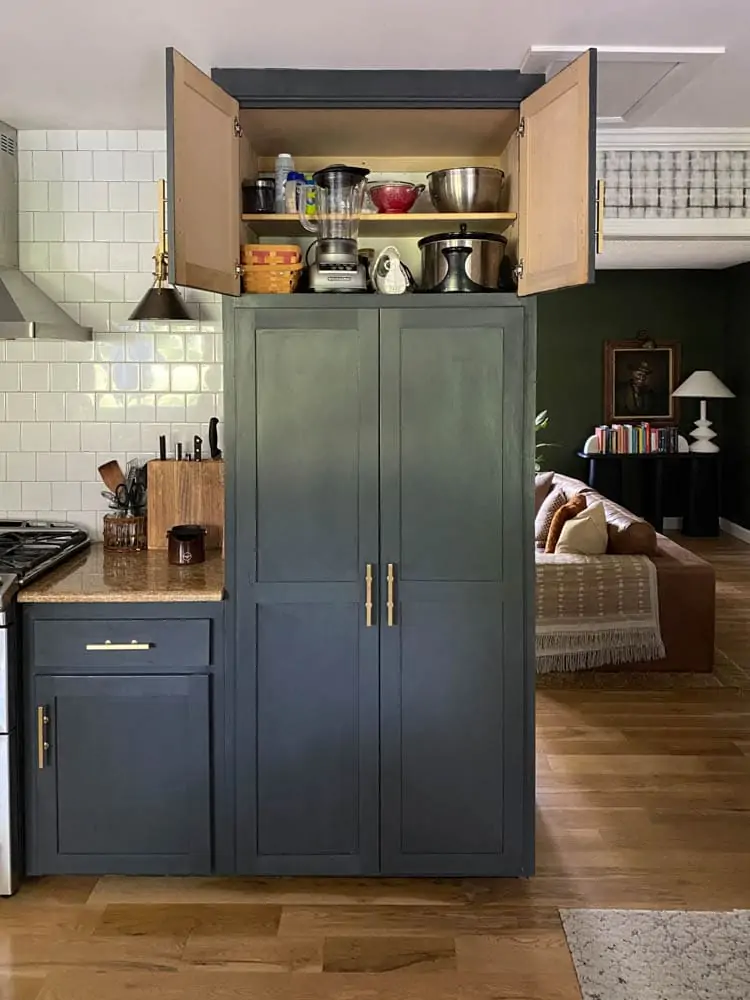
[555,500,608,555]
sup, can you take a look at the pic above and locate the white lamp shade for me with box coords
[672,370,735,399]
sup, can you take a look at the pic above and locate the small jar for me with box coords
[284,171,305,214]
[103,513,147,552]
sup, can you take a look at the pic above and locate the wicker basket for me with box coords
[103,513,147,551]
[242,260,303,294]
[241,244,300,266]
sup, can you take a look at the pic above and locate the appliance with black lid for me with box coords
[418,224,508,292]
[167,524,207,565]
[299,164,370,292]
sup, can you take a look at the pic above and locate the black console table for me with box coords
[577,452,720,536]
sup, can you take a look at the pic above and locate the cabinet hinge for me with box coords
[516,117,526,138]
[513,260,524,280]
[235,261,242,278]
[233,117,243,139]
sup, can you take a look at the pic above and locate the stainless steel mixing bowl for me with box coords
[427,167,505,213]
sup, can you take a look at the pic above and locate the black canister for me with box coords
[242,178,275,214]
[167,524,206,565]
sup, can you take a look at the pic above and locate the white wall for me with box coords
[0,129,223,537]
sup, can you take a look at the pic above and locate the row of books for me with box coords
[594,423,680,455]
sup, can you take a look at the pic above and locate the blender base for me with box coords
[309,263,368,293]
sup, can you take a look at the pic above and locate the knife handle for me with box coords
[159,435,167,461]
[194,435,202,462]
[208,417,222,459]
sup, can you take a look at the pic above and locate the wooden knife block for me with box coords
[147,460,225,551]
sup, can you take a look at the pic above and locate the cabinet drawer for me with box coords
[32,619,212,671]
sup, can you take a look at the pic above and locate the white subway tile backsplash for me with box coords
[18,131,47,150]
[64,272,96,302]
[124,152,154,182]
[36,452,67,481]
[19,243,50,272]
[21,422,51,451]
[66,392,96,422]
[51,422,80,452]
[77,130,108,150]
[19,181,48,211]
[35,393,66,422]
[93,151,123,182]
[50,363,80,391]
[123,213,153,243]
[52,482,81,509]
[62,150,93,182]
[6,393,35,422]
[32,151,63,181]
[66,452,96,481]
[78,243,110,273]
[5,129,223,536]
[63,212,94,241]
[22,482,52,509]
[46,131,77,151]
[49,243,80,272]
[94,273,124,302]
[6,453,36,482]
[108,130,138,151]
[94,212,124,242]
[48,182,79,212]
[108,182,139,211]
[78,182,109,212]
[20,363,50,392]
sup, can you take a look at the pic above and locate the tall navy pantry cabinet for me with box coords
[224,294,536,877]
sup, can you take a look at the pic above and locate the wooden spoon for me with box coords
[97,460,126,493]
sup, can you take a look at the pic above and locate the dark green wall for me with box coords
[722,263,750,529]
[536,270,728,481]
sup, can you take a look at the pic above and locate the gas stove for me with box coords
[0,521,89,615]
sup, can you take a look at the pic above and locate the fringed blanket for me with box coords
[535,553,665,673]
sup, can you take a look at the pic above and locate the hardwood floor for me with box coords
[5,535,750,1000]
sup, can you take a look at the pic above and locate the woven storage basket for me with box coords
[241,244,300,266]
[242,260,303,294]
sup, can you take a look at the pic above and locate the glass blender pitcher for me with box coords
[299,164,369,292]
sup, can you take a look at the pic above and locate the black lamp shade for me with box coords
[129,285,191,322]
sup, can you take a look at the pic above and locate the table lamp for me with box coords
[672,370,735,453]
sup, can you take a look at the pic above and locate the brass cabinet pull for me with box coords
[37,706,50,770]
[595,178,606,254]
[387,563,396,627]
[365,563,374,627]
[85,639,153,651]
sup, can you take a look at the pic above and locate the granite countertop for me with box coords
[18,544,225,603]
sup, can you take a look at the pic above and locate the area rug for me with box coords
[560,908,750,1000]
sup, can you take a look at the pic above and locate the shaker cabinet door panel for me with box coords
[232,307,380,875]
[518,48,597,296]
[379,306,534,876]
[31,674,211,875]
[166,48,240,295]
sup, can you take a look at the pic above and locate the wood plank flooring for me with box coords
[4,534,750,1000]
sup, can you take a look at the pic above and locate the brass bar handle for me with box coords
[85,640,153,651]
[387,563,396,628]
[596,178,606,254]
[365,563,374,627]
[37,706,49,770]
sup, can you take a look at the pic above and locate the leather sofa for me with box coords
[539,472,716,672]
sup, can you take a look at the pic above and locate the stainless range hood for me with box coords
[0,121,91,340]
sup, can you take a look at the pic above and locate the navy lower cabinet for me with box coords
[226,295,536,877]
[32,673,211,875]
[23,603,226,876]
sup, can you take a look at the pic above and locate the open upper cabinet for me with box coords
[166,48,598,298]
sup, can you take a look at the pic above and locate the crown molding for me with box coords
[598,128,750,150]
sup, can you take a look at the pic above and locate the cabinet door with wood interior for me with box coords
[379,304,535,876]
[517,48,598,296]
[231,306,380,875]
[30,674,211,875]
[166,47,241,295]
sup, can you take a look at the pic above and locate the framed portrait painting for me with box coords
[604,339,681,424]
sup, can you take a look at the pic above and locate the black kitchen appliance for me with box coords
[418,225,508,292]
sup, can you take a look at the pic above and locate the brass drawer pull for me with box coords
[37,706,50,770]
[365,563,374,627]
[85,639,153,651]
[387,563,396,628]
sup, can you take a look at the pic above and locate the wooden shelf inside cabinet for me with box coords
[241,213,517,238]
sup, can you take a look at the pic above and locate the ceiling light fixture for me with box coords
[129,179,191,322]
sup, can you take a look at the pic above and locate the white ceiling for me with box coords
[2,0,748,129]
